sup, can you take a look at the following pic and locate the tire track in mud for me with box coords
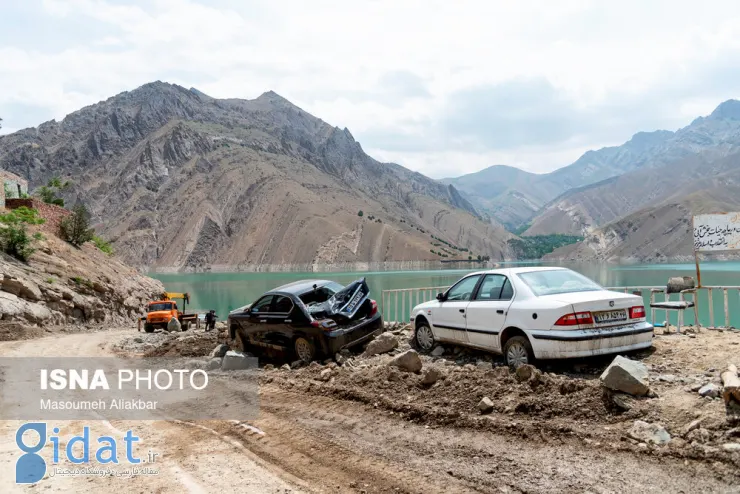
[210,385,738,494]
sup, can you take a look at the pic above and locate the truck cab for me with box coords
[143,292,197,333]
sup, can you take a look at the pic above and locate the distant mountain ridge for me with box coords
[0,82,512,270]
[447,100,740,239]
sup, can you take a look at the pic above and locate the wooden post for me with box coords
[721,364,740,404]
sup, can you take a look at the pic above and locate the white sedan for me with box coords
[410,267,653,367]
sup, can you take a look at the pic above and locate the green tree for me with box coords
[0,207,45,261]
[36,177,70,207]
[59,204,94,246]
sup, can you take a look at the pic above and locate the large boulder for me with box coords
[364,332,398,356]
[221,350,252,371]
[166,317,182,333]
[600,356,650,396]
[389,350,423,373]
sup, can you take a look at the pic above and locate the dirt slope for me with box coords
[0,82,513,270]
[0,231,162,337]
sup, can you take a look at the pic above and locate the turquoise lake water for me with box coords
[150,261,740,327]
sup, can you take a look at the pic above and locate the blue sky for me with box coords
[3,0,740,178]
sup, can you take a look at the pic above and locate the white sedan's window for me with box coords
[518,270,602,296]
[446,275,481,301]
[475,274,507,300]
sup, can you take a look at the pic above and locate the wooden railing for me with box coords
[381,284,740,328]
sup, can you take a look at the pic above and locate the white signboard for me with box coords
[693,213,740,252]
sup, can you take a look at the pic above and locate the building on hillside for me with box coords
[0,169,29,208]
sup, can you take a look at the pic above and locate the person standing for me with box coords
[205,310,217,331]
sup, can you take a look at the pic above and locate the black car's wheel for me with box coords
[504,335,534,368]
[144,323,155,333]
[415,322,435,354]
[294,337,316,362]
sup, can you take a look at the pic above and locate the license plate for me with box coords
[593,310,627,324]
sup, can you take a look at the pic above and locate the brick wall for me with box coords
[5,198,71,236]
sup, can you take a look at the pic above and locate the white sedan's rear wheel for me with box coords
[415,323,435,353]
[504,335,534,368]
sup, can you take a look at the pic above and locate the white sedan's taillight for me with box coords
[629,306,646,319]
[554,311,593,326]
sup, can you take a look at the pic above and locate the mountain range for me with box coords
[447,99,740,261]
[0,82,512,270]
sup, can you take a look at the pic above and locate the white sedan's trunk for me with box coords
[540,290,643,329]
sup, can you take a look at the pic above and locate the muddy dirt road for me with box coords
[1,329,739,493]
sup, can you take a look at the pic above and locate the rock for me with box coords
[183,359,206,370]
[319,368,332,382]
[463,364,476,371]
[1,276,42,301]
[133,337,143,344]
[167,317,182,333]
[515,364,537,382]
[657,374,676,383]
[629,421,671,445]
[682,418,704,437]
[388,350,423,373]
[206,357,222,371]
[420,367,441,385]
[387,369,401,382]
[280,364,291,371]
[491,366,510,378]
[476,361,493,371]
[478,397,494,414]
[690,383,704,392]
[722,443,740,451]
[210,344,229,359]
[431,346,445,357]
[698,383,721,398]
[263,364,275,371]
[221,350,251,371]
[291,360,306,369]
[600,356,650,396]
[610,392,635,411]
[363,332,398,356]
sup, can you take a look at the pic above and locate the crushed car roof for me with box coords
[270,279,337,295]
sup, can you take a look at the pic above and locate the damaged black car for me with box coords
[227,278,383,362]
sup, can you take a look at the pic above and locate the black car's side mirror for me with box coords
[436,293,445,302]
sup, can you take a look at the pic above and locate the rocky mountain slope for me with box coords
[0,82,513,270]
[525,101,740,236]
[545,150,740,261]
[0,231,163,337]
[444,130,675,230]
[447,100,740,235]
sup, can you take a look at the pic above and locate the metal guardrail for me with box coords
[381,284,740,328]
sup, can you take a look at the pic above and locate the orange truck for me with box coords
[143,292,198,333]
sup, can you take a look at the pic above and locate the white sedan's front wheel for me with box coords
[504,335,534,368]
[415,323,435,354]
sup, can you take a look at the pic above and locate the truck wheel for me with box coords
[181,322,189,331]
[294,337,316,363]
[504,335,534,368]
[144,324,154,333]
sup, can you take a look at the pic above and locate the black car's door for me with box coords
[262,295,297,350]
[241,295,275,346]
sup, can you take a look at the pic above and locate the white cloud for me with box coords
[2,1,740,177]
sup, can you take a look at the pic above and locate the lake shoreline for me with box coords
[144,259,498,274]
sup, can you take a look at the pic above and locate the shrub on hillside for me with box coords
[92,235,114,255]
[0,207,45,261]
[36,177,70,207]
[59,204,94,246]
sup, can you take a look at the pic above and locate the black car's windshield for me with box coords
[299,282,344,306]
[517,270,602,296]
[148,302,173,312]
